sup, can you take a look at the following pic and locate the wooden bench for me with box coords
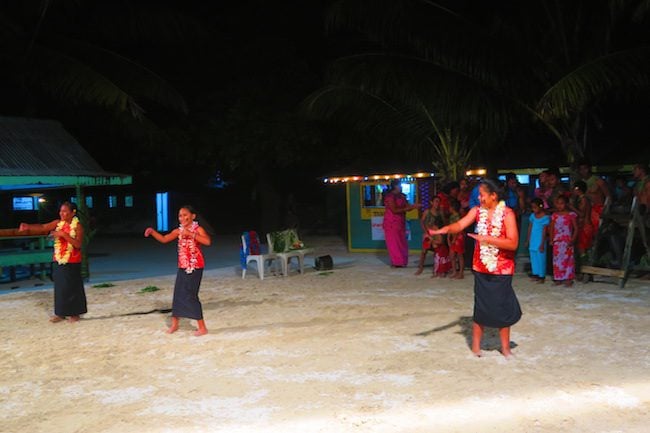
[0,235,53,282]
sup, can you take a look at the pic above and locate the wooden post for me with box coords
[75,185,92,281]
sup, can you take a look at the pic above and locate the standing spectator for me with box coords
[534,170,552,209]
[577,159,610,231]
[550,195,578,287]
[458,177,471,215]
[437,181,459,223]
[504,173,519,211]
[546,168,568,211]
[526,198,550,283]
[571,181,594,271]
[382,180,419,267]
[612,175,632,208]
[633,163,650,212]
[415,196,444,275]
[447,200,465,279]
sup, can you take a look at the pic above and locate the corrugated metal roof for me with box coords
[0,116,115,176]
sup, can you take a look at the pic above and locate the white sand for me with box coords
[1,236,649,433]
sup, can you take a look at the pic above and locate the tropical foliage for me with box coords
[306,0,650,171]
[0,0,191,121]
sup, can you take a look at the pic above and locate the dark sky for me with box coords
[2,0,649,182]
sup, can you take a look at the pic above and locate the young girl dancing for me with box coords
[144,205,211,336]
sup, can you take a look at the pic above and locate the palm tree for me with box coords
[0,0,192,121]
[305,0,650,169]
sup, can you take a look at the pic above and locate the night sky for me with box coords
[2,1,649,194]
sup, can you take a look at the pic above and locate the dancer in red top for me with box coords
[430,179,521,358]
[17,201,87,323]
[145,205,211,336]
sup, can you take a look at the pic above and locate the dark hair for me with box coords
[505,172,517,181]
[389,179,401,190]
[479,179,504,200]
[179,204,197,214]
[555,194,568,204]
[531,197,544,208]
[546,167,561,177]
[573,180,587,193]
[60,201,77,213]
[443,181,460,194]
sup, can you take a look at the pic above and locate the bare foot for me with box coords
[456,273,464,279]
[193,328,208,337]
[448,272,456,279]
[49,315,64,323]
[536,278,545,284]
[67,316,80,323]
[471,349,482,357]
[166,325,179,334]
[501,350,514,359]
[430,273,438,278]
[414,268,423,275]
[564,280,574,287]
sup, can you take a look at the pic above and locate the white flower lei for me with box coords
[54,216,79,265]
[178,221,200,274]
[476,201,505,272]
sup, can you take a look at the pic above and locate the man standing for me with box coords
[577,159,611,231]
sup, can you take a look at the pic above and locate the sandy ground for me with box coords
[1,236,649,433]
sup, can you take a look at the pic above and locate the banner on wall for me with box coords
[371,217,412,241]
[371,216,384,240]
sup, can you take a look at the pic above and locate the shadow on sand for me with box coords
[415,316,518,352]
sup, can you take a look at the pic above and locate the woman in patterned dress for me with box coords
[429,179,521,358]
[144,205,211,336]
[549,195,578,287]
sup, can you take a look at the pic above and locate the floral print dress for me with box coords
[551,212,576,281]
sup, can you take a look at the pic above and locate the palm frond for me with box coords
[538,46,650,119]
[326,52,528,135]
[44,35,188,114]
[24,44,143,117]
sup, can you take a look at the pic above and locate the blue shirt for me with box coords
[469,184,480,209]
[505,188,518,209]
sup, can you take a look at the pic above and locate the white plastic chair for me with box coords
[266,232,313,276]
[241,234,277,280]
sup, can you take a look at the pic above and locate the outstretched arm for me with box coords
[144,227,179,244]
[19,220,59,235]
[429,207,477,236]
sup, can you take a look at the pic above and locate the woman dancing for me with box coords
[429,179,521,358]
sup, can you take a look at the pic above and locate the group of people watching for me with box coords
[385,160,650,286]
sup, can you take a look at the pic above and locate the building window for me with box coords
[124,195,134,208]
[85,196,93,208]
[108,195,118,208]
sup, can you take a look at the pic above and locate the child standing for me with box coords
[549,195,578,287]
[415,196,445,275]
[144,205,211,336]
[431,225,451,278]
[447,200,465,279]
[526,198,550,283]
